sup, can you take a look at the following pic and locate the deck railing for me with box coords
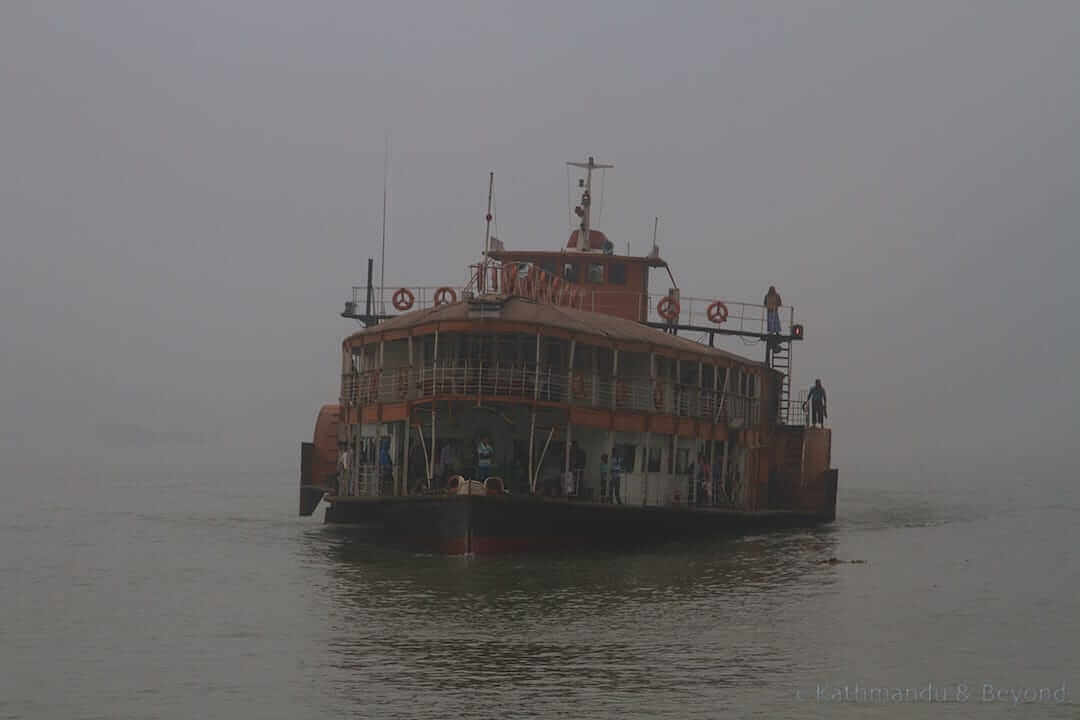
[348,283,793,335]
[341,363,760,425]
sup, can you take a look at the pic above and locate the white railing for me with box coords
[337,464,379,497]
[341,363,760,425]
[349,285,470,316]
[349,276,794,334]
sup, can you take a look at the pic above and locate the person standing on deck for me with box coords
[610,452,623,504]
[806,379,828,427]
[764,285,783,359]
[477,436,494,480]
[571,441,586,475]
[378,437,394,495]
[438,441,455,488]
[696,452,711,507]
[409,443,427,493]
[764,286,783,334]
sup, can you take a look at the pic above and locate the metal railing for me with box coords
[640,293,794,335]
[349,285,471,316]
[349,282,793,334]
[337,465,380,497]
[790,389,810,427]
[341,363,760,424]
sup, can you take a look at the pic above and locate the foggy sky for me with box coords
[2,1,1077,473]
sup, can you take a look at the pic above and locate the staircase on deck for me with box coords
[768,337,795,425]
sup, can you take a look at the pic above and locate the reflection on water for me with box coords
[3,466,1077,719]
[302,528,847,718]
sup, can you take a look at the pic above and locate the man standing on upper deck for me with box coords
[806,379,827,428]
[763,286,783,360]
[764,286,783,335]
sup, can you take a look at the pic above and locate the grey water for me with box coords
[2,460,1077,719]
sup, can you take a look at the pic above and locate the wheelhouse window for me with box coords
[587,264,604,283]
[613,444,636,472]
[608,263,627,284]
[563,263,579,283]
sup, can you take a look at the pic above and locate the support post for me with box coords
[564,421,573,496]
[433,328,440,396]
[673,432,680,505]
[375,422,383,497]
[642,430,650,506]
[528,409,537,492]
[402,413,410,496]
[591,345,599,406]
[429,404,437,488]
[607,429,616,503]
[720,430,730,505]
[698,360,704,419]
[649,351,657,414]
[567,338,577,404]
[611,348,619,410]
[534,332,542,401]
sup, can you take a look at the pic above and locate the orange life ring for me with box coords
[657,296,680,322]
[707,301,729,324]
[392,288,415,311]
[653,382,665,409]
[433,286,457,306]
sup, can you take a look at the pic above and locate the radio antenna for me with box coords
[379,131,390,314]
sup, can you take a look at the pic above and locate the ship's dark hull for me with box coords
[324,488,837,554]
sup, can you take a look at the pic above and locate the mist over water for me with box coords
[3,461,1076,719]
[3,2,1079,717]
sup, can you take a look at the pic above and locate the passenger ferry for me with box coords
[299,157,837,553]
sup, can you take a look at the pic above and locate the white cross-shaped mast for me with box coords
[567,156,613,252]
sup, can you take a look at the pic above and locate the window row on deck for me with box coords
[341,332,771,425]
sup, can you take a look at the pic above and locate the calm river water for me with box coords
[2,459,1077,718]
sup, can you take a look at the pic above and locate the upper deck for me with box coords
[340,156,805,424]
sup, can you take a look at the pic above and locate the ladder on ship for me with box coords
[768,339,794,425]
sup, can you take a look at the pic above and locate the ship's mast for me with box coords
[483,171,493,256]
[379,132,390,314]
[567,156,613,251]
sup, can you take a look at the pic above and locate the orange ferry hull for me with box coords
[323,486,837,554]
